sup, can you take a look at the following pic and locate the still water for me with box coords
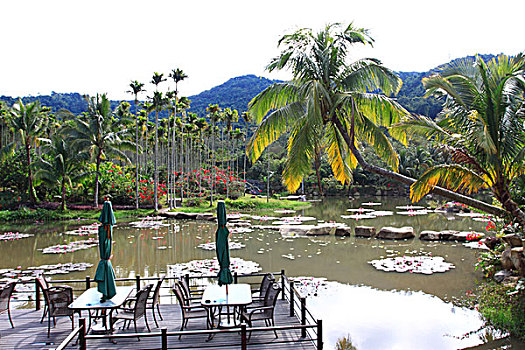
[0,197,520,349]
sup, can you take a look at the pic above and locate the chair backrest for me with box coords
[258,273,275,298]
[48,287,73,316]
[262,283,281,318]
[0,282,16,313]
[36,275,51,305]
[151,276,165,306]
[178,277,191,300]
[172,281,185,305]
[134,285,152,319]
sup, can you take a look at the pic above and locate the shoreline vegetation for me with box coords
[0,195,310,222]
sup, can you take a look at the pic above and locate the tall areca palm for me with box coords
[36,132,88,210]
[69,94,133,207]
[150,90,165,211]
[169,69,188,206]
[393,54,525,226]
[5,99,49,203]
[127,80,145,209]
[247,23,503,216]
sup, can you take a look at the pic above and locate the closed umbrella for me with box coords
[216,201,233,288]
[94,200,117,301]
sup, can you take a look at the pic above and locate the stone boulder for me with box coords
[494,270,513,283]
[439,230,459,240]
[335,227,352,237]
[419,230,441,241]
[377,226,415,240]
[502,234,523,248]
[279,225,332,236]
[501,246,514,270]
[510,247,525,276]
[355,226,376,238]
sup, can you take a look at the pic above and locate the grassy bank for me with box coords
[0,207,156,222]
[173,195,311,213]
[0,196,310,222]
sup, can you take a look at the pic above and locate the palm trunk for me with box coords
[494,181,525,227]
[135,99,140,210]
[331,114,506,217]
[24,141,37,204]
[314,152,323,196]
[61,178,67,211]
[94,153,101,208]
[154,110,159,211]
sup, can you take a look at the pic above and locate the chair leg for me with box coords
[134,320,140,341]
[40,305,47,323]
[47,315,51,338]
[152,307,159,328]
[178,319,184,340]
[144,312,151,332]
[272,318,278,338]
[8,308,14,328]
[156,304,163,321]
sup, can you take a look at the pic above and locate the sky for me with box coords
[1,0,524,100]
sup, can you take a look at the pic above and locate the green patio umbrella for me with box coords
[94,200,117,301]
[216,201,233,288]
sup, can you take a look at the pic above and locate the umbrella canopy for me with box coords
[216,201,233,287]
[94,201,117,301]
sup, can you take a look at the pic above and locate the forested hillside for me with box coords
[0,54,501,119]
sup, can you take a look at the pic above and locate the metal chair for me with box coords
[113,285,153,340]
[177,276,203,303]
[0,282,17,329]
[36,274,71,324]
[41,282,75,337]
[172,281,209,338]
[240,282,282,338]
[248,273,275,309]
[147,276,165,327]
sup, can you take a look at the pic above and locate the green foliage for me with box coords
[464,282,525,340]
[336,336,358,350]
[0,207,155,222]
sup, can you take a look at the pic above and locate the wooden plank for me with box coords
[0,301,316,350]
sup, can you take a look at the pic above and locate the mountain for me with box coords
[0,54,503,120]
[187,75,282,116]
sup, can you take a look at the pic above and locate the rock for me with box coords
[420,230,441,241]
[439,230,459,241]
[450,232,472,242]
[484,237,502,250]
[355,226,376,238]
[510,247,525,276]
[501,246,514,270]
[494,270,513,283]
[335,227,352,237]
[502,234,523,248]
[280,225,330,236]
[377,226,415,240]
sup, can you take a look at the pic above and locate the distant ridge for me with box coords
[187,74,283,116]
[0,54,504,119]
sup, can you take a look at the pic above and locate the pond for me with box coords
[0,197,521,349]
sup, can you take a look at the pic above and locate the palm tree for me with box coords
[5,99,49,203]
[127,80,145,209]
[36,132,88,210]
[393,54,525,225]
[207,104,221,205]
[240,111,250,195]
[68,94,133,207]
[246,23,503,216]
[150,90,165,211]
[169,69,188,206]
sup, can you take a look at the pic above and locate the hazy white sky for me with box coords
[1,0,523,100]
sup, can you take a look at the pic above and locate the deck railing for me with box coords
[47,271,322,350]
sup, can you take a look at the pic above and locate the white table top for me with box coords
[69,286,134,310]
[201,283,252,307]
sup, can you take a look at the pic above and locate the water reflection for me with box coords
[309,282,487,349]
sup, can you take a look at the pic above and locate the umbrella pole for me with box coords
[226,285,230,324]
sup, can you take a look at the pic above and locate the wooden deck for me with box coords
[0,300,316,350]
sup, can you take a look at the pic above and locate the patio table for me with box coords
[201,283,252,329]
[69,286,134,334]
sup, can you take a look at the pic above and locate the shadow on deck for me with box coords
[0,300,316,350]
